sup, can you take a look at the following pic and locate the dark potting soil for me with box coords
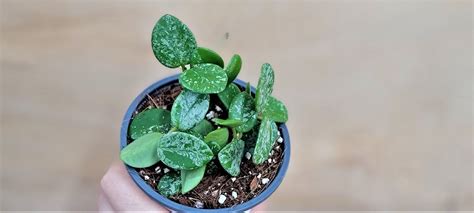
[127,82,285,209]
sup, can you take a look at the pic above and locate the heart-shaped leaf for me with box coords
[229,92,257,133]
[129,108,171,140]
[218,83,240,109]
[157,132,213,170]
[179,63,228,94]
[171,90,209,131]
[191,119,215,136]
[151,14,197,68]
[181,165,206,194]
[218,139,245,176]
[224,54,242,84]
[204,128,229,154]
[255,63,274,113]
[120,132,162,168]
[192,47,224,68]
[263,96,288,123]
[252,117,278,165]
[213,118,243,128]
[157,173,181,197]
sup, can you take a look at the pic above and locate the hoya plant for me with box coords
[120,14,288,198]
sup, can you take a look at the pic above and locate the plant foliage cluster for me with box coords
[121,14,288,197]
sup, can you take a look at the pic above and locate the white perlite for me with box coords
[215,105,223,112]
[257,174,262,179]
[218,195,227,204]
[277,131,281,136]
[261,178,270,184]
[163,168,170,173]
[154,166,161,173]
[268,159,272,163]
[245,152,251,160]
[195,201,204,209]
[144,175,150,180]
[206,111,216,119]
[277,137,283,143]
[232,191,238,199]
[231,177,236,182]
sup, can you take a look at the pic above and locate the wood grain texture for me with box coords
[1,0,472,210]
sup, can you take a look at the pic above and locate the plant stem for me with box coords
[169,127,178,132]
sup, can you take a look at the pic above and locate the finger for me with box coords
[100,161,168,211]
[98,189,113,211]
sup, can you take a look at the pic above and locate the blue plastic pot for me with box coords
[120,74,290,212]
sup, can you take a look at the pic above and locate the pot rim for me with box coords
[120,74,291,212]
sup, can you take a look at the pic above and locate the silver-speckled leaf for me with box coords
[181,165,206,194]
[252,117,278,165]
[217,83,240,109]
[157,173,181,197]
[224,54,242,84]
[157,132,213,170]
[218,139,245,176]
[213,118,243,128]
[179,63,228,94]
[171,90,209,131]
[204,128,229,154]
[151,14,197,68]
[263,96,288,123]
[229,92,257,133]
[120,132,162,168]
[129,108,171,140]
[255,63,275,113]
[192,47,225,68]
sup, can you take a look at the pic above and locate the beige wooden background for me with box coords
[1,0,472,211]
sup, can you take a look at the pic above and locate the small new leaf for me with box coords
[181,165,206,194]
[157,132,213,170]
[120,132,162,168]
[171,90,209,130]
[218,139,245,176]
[179,63,228,94]
[252,118,278,165]
[224,54,242,84]
[191,119,215,136]
[229,92,257,132]
[255,63,274,113]
[129,108,171,140]
[192,47,224,68]
[213,118,243,128]
[157,173,181,197]
[204,128,229,154]
[217,83,241,109]
[151,14,197,68]
[262,96,288,123]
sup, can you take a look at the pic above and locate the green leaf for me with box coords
[213,118,243,128]
[218,139,245,176]
[151,14,197,68]
[192,47,225,68]
[255,63,274,113]
[157,173,181,197]
[120,132,162,168]
[191,119,215,136]
[263,96,288,123]
[204,128,229,154]
[245,82,251,95]
[129,108,171,140]
[252,117,278,165]
[229,92,257,132]
[181,165,206,194]
[224,54,242,84]
[217,83,241,109]
[171,90,209,130]
[179,63,228,94]
[157,132,213,170]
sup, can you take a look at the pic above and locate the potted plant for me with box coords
[119,14,290,212]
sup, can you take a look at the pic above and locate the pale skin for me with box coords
[99,161,266,212]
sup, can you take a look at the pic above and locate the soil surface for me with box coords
[127,82,285,209]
